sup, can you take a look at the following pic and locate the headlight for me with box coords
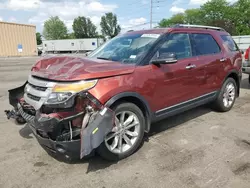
[45,79,98,105]
[52,79,98,93]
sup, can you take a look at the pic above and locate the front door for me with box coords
[150,32,204,113]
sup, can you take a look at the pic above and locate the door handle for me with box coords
[186,64,196,69]
[220,58,226,62]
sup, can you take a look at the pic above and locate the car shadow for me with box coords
[240,76,250,89]
[18,104,212,173]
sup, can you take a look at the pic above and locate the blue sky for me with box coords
[0,0,207,34]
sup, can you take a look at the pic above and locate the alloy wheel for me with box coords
[222,82,236,108]
[104,111,140,154]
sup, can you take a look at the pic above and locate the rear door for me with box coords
[190,33,224,95]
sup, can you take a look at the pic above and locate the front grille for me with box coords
[24,75,56,110]
[27,93,41,101]
[28,83,47,91]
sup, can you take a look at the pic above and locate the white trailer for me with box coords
[232,35,250,52]
[42,38,104,53]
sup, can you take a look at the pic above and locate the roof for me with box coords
[0,21,36,28]
[122,24,228,36]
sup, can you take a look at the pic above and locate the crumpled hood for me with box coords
[31,56,135,81]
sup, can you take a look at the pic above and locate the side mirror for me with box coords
[151,52,177,65]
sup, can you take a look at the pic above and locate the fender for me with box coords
[104,92,153,133]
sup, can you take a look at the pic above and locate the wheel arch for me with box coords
[104,92,153,133]
[224,70,241,97]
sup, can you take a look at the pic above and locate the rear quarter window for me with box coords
[220,35,239,51]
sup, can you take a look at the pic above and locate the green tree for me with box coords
[232,0,250,35]
[184,9,203,24]
[36,32,42,45]
[200,0,236,34]
[43,16,68,40]
[67,32,76,39]
[72,16,98,38]
[158,13,185,27]
[100,12,121,38]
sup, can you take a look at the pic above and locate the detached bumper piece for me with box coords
[5,82,115,160]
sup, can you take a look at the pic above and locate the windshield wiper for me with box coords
[96,57,110,60]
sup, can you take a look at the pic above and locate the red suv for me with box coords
[5,24,242,161]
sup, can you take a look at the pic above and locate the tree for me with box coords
[36,32,42,45]
[100,12,121,38]
[66,33,76,39]
[231,0,250,35]
[72,16,98,38]
[158,13,185,27]
[200,0,236,34]
[184,9,203,25]
[43,16,68,40]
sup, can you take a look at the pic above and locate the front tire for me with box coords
[97,102,145,161]
[213,77,237,112]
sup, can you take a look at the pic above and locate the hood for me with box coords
[31,56,135,81]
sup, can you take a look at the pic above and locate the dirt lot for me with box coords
[0,57,250,188]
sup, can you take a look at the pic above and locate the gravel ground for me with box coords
[0,57,250,188]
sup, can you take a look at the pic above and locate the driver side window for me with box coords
[152,33,192,61]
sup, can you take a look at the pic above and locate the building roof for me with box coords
[0,21,36,28]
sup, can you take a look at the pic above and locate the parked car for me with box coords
[5,24,242,161]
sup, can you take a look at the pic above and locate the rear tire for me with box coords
[212,77,237,112]
[97,102,145,161]
[248,75,250,84]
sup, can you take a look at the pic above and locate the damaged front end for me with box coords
[5,75,115,159]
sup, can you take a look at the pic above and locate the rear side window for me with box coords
[191,33,221,56]
[220,35,239,51]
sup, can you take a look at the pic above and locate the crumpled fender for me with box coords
[80,107,115,158]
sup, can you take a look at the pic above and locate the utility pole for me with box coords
[150,0,153,29]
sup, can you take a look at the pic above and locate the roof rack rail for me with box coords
[172,24,226,31]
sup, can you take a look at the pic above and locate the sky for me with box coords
[0,0,212,34]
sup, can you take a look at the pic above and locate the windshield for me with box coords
[88,33,161,64]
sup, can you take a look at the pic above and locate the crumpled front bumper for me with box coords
[5,82,115,160]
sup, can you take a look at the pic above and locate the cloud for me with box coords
[0,0,40,10]
[0,17,2,21]
[189,0,236,5]
[169,6,185,13]
[128,17,147,26]
[8,16,17,22]
[27,0,118,32]
[172,0,184,6]
[189,0,208,5]
[120,17,150,33]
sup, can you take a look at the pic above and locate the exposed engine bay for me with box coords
[5,75,115,159]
